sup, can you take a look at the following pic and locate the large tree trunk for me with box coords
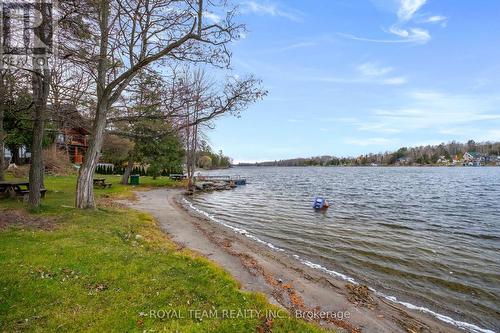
[29,66,49,208]
[121,157,134,185]
[0,120,4,181]
[0,82,4,181]
[75,0,110,209]
[28,1,51,209]
[28,103,45,208]
[10,145,20,165]
[75,103,107,208]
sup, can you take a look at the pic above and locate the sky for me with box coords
[206,0,500,163]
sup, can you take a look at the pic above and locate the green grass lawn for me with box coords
[0,175,329,332]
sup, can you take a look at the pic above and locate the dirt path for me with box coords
[125,189,463,333]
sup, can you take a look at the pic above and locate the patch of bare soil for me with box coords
[191,215,362,333]
[100,192,139,209]
[0,210,57,231]
[96,193,137,209]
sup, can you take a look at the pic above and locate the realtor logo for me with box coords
[1,1,54,56]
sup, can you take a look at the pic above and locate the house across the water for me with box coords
[463,152,485,166]
[436,156,451,165]
[396,157,412,166]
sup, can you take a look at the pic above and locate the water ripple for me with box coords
[190,166,500,332]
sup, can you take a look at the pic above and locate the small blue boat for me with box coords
[234,178,246,186]
[313,197,330,210]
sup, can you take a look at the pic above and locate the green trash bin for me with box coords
[130,174,140,185]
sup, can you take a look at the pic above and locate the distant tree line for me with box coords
[241,140,500,167]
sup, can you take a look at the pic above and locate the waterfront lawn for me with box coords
[0,176,328,332]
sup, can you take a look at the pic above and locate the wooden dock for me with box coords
[195,175,246,185]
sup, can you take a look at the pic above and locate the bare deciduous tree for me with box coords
[108,65,266,186]
[71,0,244,208]
[1,1,83,206]
[49,61,92,119]
[172,68,266,189]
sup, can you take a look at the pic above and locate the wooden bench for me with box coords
[0,181,47,199]
[169,174,187,180]
[17,189,47,198]
[93,178,112,189]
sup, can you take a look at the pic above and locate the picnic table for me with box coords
[93,178,112,188]
[0,181,47,199]
[169,174,187,181]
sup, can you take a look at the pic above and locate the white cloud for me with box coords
[357,122,402,133]
[267,41,317,53]
[356,62,407,85]
[390,0,433,43]
[285,42,316,49]
[438,128,465,135]
[423,15,447,23]
[383,77,408,85]
[338,33,423,44]
[355,90,500,134]
[340,0,442,45]
[305,74,407,86]
[241,1,303,22]
[397,0,427,21]
[345,137,393,146]
[387,26,431,44]
[203,11,221,23]
[421,15,448,28]
[340,26,431,44]
[480,130,500,141]
[438,128,500,142]
[318,117,358,123]
[357,62,393,77]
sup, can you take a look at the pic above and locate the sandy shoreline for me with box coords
[125,188,466,333]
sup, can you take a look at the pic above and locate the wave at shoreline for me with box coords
[181,198,496,333]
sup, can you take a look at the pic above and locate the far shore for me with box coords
[126,188,466,333]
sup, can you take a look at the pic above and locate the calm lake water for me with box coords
[187,167,500,332]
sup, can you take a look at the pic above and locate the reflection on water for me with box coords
[189,167,500,332]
